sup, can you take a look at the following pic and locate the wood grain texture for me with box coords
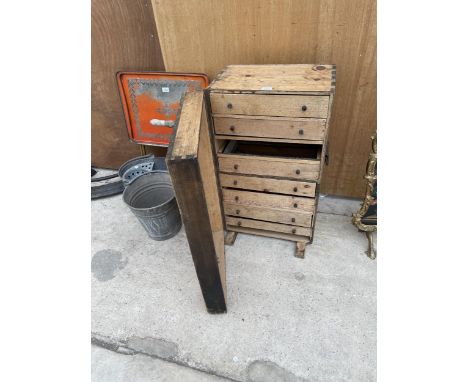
[224,203,312,227]
[213,115,326,141]
[220,173,316,197]
[152,0,376,196]
[222,189,315,212]
[92,0,165,168]
[218,154,321,180]
[210,93,329,118]
[226,216,311,237]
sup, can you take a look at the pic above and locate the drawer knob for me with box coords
[237,221,242,226]
[293,187,298,192]
[298,129,304,135]
[233,180,238,185]
[301,105,307,111]
[293,203,298,208]
[235,196,239,201]
[291,218,296,223]
[234,164,239,170]
[230,125,235,132]
[296,169,301,175]
[292,228,296,234]
[227,103,233,109]
[236,209,240,214]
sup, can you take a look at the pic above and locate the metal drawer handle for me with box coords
[291,218,296,223]
[230,125,235,132]
[227,103,233,109]
[233,180,238,185]
[296,169,301,175]
[293,187,298,192]
[298,129,304,135]
[301,105,307,111]
[237,221,242,226]
[293,203,298,208]
[235,196,239,201]
[234,164,239,170]
[292,228,296,234]
[236,209,240,214]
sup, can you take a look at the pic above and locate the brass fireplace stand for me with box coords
[352,135,377,259]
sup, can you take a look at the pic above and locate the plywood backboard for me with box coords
[152,0,376,197]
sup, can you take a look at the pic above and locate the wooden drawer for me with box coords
[224,202,312,227]
[218,140,321,181]
[213,115,326,141]
[218,154,320,180]
[222,189,315,212]
[210,93,329,118]
[220,173,316,197]
[226,216,311,237]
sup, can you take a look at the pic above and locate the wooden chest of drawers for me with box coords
[206,64,335,258]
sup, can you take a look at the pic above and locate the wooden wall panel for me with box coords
[152,0,376,197]
[92,0,166,169]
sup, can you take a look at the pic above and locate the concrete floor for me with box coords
[91,194,376,382]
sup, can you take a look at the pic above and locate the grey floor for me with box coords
[91,194,376,382]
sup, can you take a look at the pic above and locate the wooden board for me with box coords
[210,93,329,118]
[222,189,315,213]
[224,203,312,227]
[151,0,377,197]
[92,0,165,168]
[213,115,326,141]
[218,154,320,180]
[166,91,226,313]
[209,64,334,93]
[220,173,316,197]
[226,217,310,237]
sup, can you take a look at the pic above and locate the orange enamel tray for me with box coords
[117,71,209,146]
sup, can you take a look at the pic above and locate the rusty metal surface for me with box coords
[117,72,209,146]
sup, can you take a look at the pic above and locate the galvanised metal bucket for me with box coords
[123,171,182,240]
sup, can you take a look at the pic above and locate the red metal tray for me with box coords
[117,71,209,146]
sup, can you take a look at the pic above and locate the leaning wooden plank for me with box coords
[166,91,226,313]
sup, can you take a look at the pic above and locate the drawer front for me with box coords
[218,154,320,180]
[226,216,311,237]
[210,93,329,118]
[220,173,316,197]
[222,189,315,212]
[213,116,326,141]
[224,202,312,227]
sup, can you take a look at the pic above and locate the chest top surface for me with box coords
[208,64,335,94]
